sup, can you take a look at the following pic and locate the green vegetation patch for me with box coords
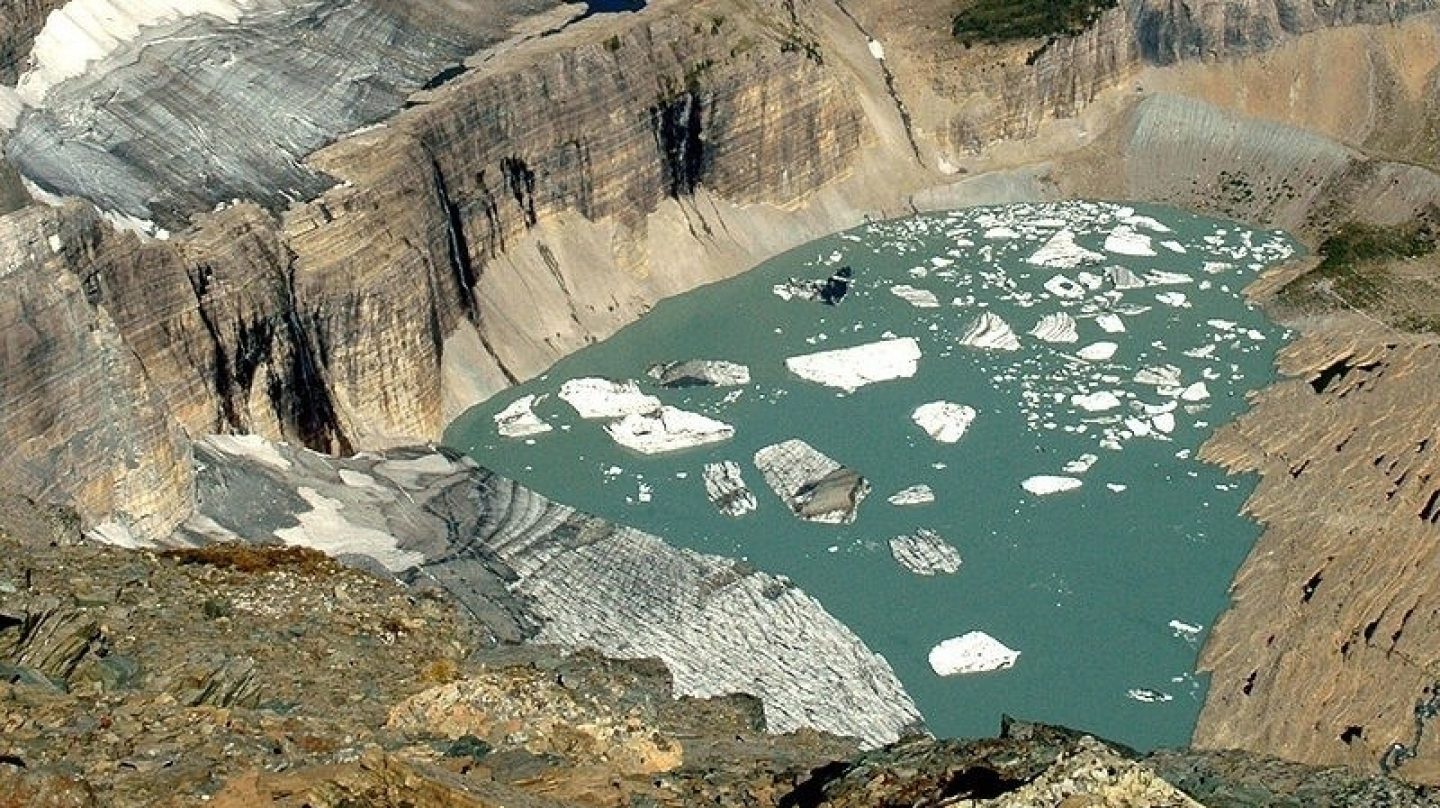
[952,0,1117,45]
[1278,222,1437,313]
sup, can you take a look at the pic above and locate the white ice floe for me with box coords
[1134,365,1182,387]
[911,401,977,443]
[1071,391,1122,412]
[1123,214,1172,233]
[984,226,1019,240]
[785,337,921,393]
[647,359,751,387]
[1125,417,1153,437]
[1155,291,1190,308]
[1094,313,1126,333]
[1077,342,1118,362]
[888,484,935,506]
[1169,619,1203,641]
[1106,483,1128,492]
[889,529,962,576]
[929,632,1020,676]
[1028,229,1104,269]
[1022,475,1083,495]
[1145,270,1194,285]
[1107,266,1146,290]
[559,378,661,419]
[1179,381,1210,401]
[702,460,757,517]
[604,406,734,454]
[1104,224,1156,256]
[493,394,552,438]
[1152,412,1177,434]
[1063,453,1099,474]
[958,312,1021,351]
[1029,312,1079,343]
[890,284,941,308]
[754,439,870,524]
[1043,274,1086,299]
[1160,240,1187,254]
[1126,688,1173,704]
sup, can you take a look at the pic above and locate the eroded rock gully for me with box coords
[4,0,1440,789]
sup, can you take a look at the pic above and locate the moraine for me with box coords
[447,201,1297,750]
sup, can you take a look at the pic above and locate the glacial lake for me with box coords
[447,201,1297,750]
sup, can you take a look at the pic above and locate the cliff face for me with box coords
[0,205,193,538]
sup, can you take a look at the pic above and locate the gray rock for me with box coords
[647,360,751,388]
[753,439,870,525]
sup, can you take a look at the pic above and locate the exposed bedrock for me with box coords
[1192,322,1440,782]
[0,205,193,539]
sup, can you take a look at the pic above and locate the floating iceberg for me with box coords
[1124,213,1172,233]
[1022,475,1083,495]
[493,394,552,438]
[1152,412,1177,434]
[1029,313,1079,343]
[1095,313,1126,334]
[888,484,935,506]
[773,266,852,304]
[1169,619,1203,641]
[911,401,977,443]
[890,284,941,308]
[1027,229,1105,268]
[1134,365,1183,387]
[1071,391,1122,412]
[785,338,921,393]
[647,359,751,388]
[889,529,962,575]
[1077,342,1118,362]
[702,460,757,517]
[1179,381,1211,401]
[1043,274,1086,299]
[1126,688,1173,704]
[958,312,1021,351]
[604,406,735,454]
[1107,266,1146,290]
[1145,270,1193,285]
[559,378,661,419]
[754,439,870,524]
[929,632,1020,676]
[1155,291,1190,308]
[1104,224,1156,256]
[1063,453,1099,474]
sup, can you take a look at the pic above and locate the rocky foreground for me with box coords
[2,494,1435,808]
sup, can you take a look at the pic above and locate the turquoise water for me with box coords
[446,201,1297,750]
